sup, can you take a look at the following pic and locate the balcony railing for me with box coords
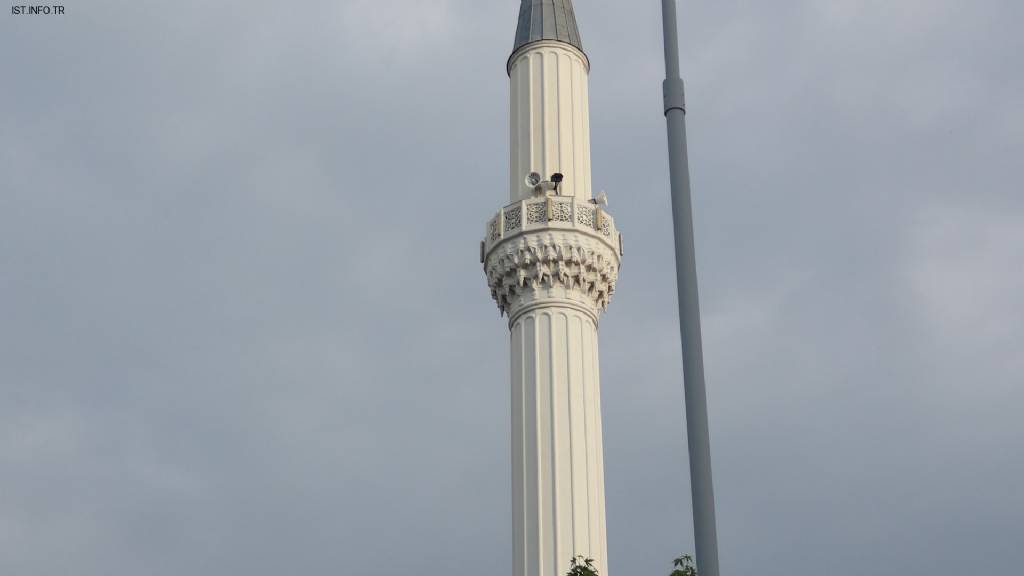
[483,195,622,257]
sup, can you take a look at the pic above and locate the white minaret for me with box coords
[482,3,622,575]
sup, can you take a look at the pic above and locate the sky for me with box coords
[2,1,1023,574]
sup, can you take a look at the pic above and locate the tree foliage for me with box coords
[562,553,697,576]
[567,555,599,576]
[670,554,698,576]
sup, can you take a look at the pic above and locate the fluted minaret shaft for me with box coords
[484,3,620,576]
[508,43,593,203]
[512,309,608,576]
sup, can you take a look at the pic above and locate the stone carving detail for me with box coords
[577,206,594,228]
[527,203,547,224]
[485,232,619,318]
[505,206,522,233]
[552,200,573,223]
[489,219,500,242]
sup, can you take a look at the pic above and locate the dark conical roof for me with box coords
[513,0,583,55]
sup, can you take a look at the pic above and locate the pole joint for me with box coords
[663,77,687,116]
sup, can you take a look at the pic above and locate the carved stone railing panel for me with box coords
[527,203,546,224]
[576,205,594,228]
[551,199,573,223]
[504,206,522,233]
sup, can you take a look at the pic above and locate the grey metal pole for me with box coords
[660,1,721,575]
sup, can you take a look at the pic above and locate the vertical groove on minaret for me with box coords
[556,53,570,198]
[519,56,531,201]
[570,59,580,202]
[527,315,540,575]
[585,74,593,199]
[586,321,601,570]
[512,321,525,576]
[543,52,556,189]
[559,313,573,571]
[592,326,608,574]
[549,312,560,576]
[510,60,520,201]
[531,54,543,189]
[541,312,555,575]
[548,49,555,196]
[573,62,584,202]
[565,313,574,558]
[585,311,593,553]
[568,314,583,556]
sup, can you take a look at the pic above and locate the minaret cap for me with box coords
[513,0,584,55]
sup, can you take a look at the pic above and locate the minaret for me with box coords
[482,2,622,575]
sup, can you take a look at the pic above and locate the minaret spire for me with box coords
[513,0,583,55]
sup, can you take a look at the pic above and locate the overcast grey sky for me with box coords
[2,1,1022,574]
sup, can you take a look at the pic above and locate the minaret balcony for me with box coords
[482,195,623,259]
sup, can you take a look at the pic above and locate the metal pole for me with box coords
[660,1,721,575]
